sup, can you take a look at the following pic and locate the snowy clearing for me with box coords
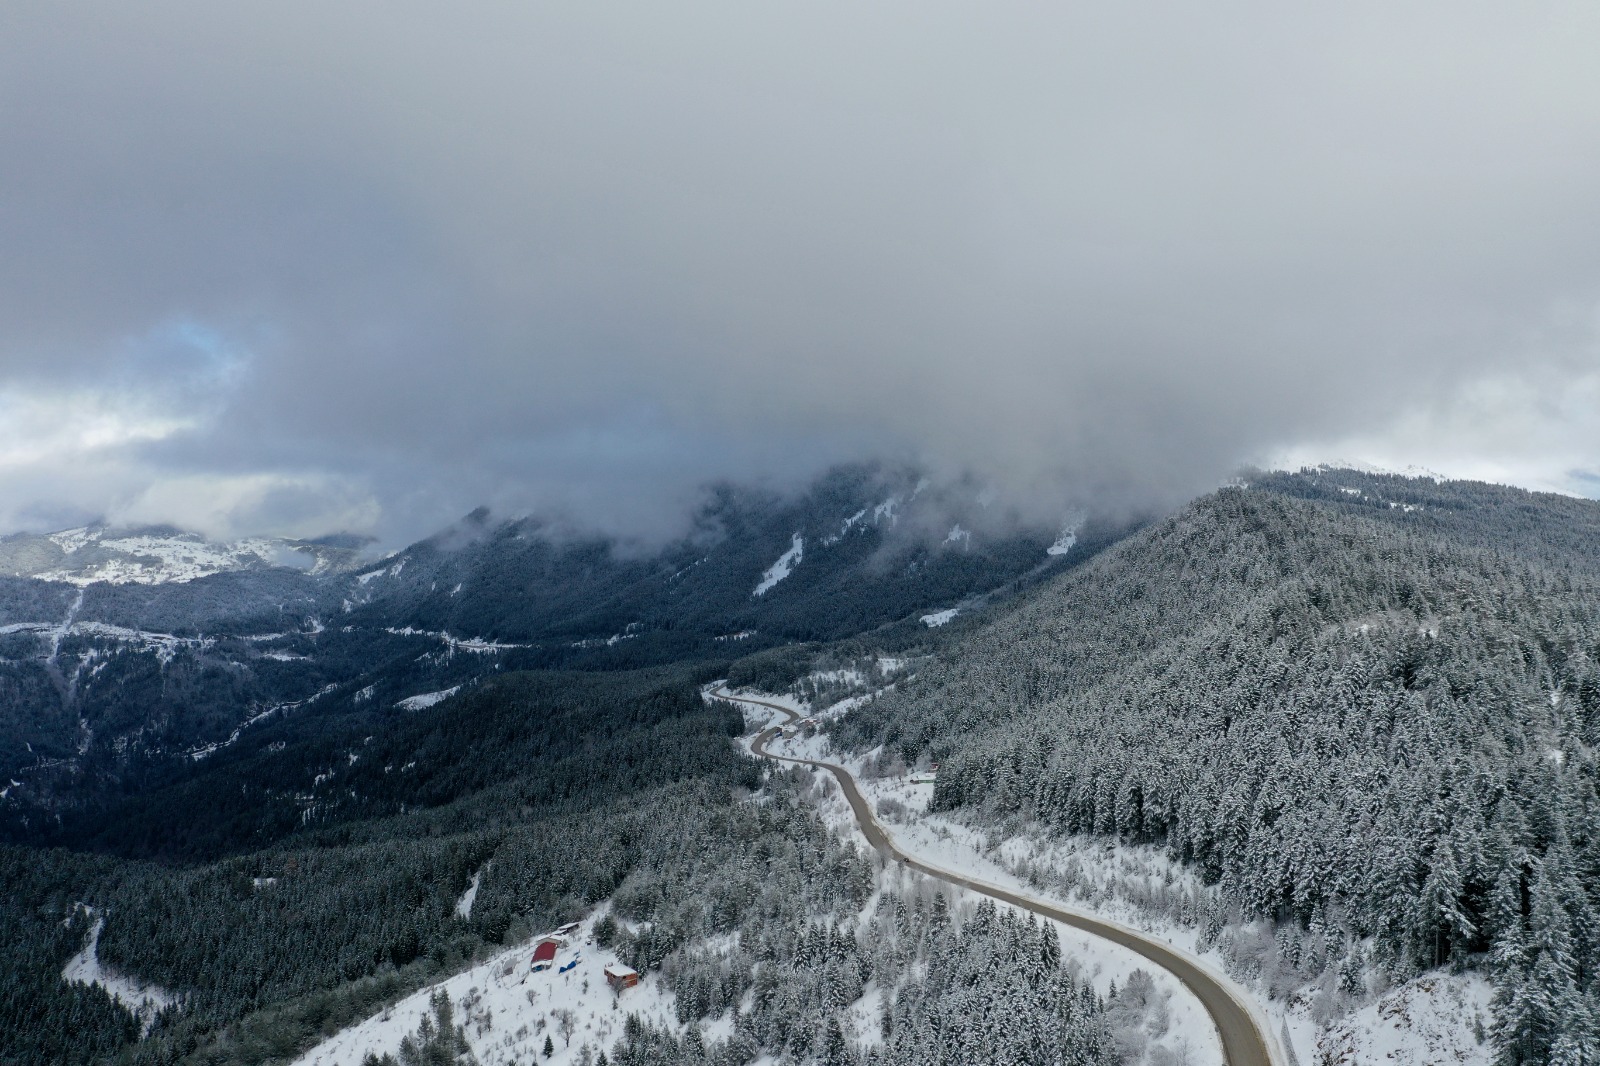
[289,911,684,1066]
[919,608,958,627]
[382,627,525,652]
[455,869,483,919]
[753,533,803,596]
[1314,972,1492,1065]
[396,685,462,711]
[185,684,339,761]
[62,913,177,1035]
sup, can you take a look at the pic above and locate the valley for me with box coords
[2,466,1596,1065]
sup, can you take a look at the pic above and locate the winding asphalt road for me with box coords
[716,687,1278,1066]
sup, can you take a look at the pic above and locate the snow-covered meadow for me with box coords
[289,912,679,1066]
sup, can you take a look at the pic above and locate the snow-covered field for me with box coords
[290,912,681,1066]
[31,527,310,585]
[396,685,462,711]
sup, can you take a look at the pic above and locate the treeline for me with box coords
[842,477,1600,1064]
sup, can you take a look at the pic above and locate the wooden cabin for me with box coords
[530,940,558,972]
[604,963,639,992]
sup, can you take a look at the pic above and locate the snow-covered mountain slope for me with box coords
[0,464,1126,846]
[334,464,1116,649]
[0,525,371,585]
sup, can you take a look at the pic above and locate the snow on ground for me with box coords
[815,689,887,719]
[185,684,339,760]
[823,508,870,545]
[382,627,526,652]
[758,712,1492,1066]
[62,911,177,1035]
[33,529,301,585]
[47,527,99,553]
[705,684,803,746]
[813,743,1255,1063]
[1314,972,1493,1065]
[396,685,462,711]
[753,533,803,596]
[1048,530,1078,556]
[570,632,636,649]
[919,608,958,627]
[290,912,684,1066]
[755,726,1224,1066]
[356,560,406,585]
[944,524,971,548]
[1,616,210,665]
[455,869,484,919]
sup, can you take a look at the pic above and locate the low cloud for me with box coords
[2,3,1598,543]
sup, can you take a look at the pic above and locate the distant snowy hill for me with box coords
[0,464,1119,840]
[0,525,371,585]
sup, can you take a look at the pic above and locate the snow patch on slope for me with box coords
[455,869,484,919]
[823,508,870,546]
[396,686,461,711]
[382,627,525,653]
[753,533,803,596]
[920,608,959,627]
[62,913,177,1035]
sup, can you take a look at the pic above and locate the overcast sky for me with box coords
[2,3,1598,544]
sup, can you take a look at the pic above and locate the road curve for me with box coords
[716,686,1278,1066]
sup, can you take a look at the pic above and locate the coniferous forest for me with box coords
[5,467,1600,1065]
[842,470,1600,1063]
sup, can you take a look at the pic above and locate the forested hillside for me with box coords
[335,464,1082,647]
[1,664,761,1063]
[839,470,1600,1063]
[2,662,1151,1066]
[0,463,1105,839]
